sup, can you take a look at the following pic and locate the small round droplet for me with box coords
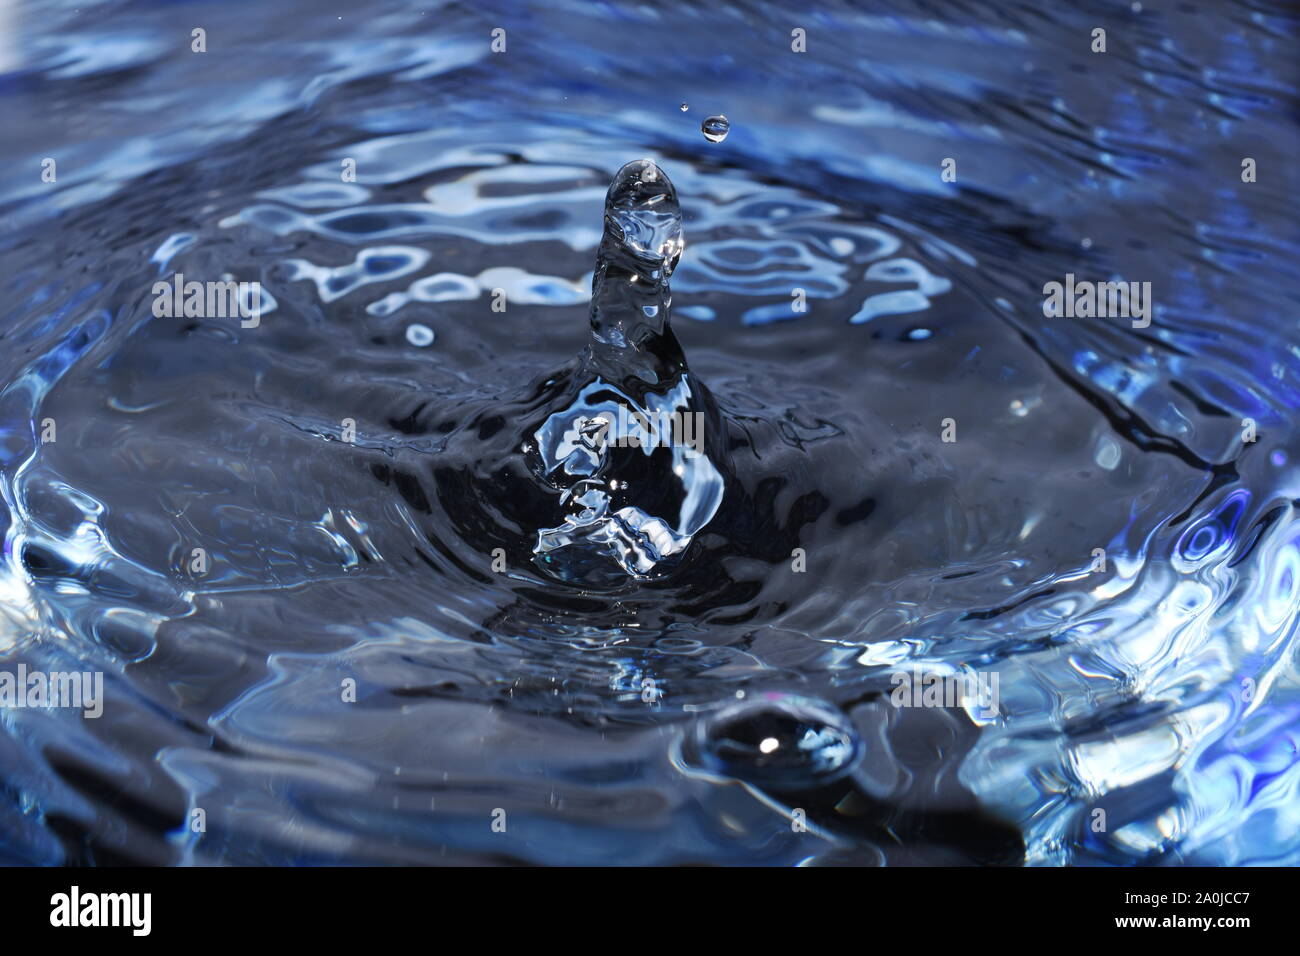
[679,102,689,112]
[701,114,730,144]
[692,692,860,788]
[405,323,435,347]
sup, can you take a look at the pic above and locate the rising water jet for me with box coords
[525,159,726,588]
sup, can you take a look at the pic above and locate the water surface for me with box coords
[1,0,1298,865]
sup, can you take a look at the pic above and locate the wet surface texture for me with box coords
[0,0,1298,865]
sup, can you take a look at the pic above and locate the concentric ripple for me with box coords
[0,0,1297,866]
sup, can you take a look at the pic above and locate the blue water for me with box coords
[1,0,1298,865]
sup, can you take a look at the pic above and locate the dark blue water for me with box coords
[1,0,1298,865]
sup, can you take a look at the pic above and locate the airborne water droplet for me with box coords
[679,102,689,112]
[701,114,730,143]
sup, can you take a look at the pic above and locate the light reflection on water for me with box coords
[0,0,1297,865]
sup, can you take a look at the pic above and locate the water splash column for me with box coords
[528,160,725,587]
[583,159,689,394]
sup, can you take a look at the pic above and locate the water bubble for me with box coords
[679,102,689,112]
[692,692,861,788]
[405,323,435,346]
[701,114,730,143]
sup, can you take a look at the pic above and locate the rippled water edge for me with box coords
[0,0,1298,865]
